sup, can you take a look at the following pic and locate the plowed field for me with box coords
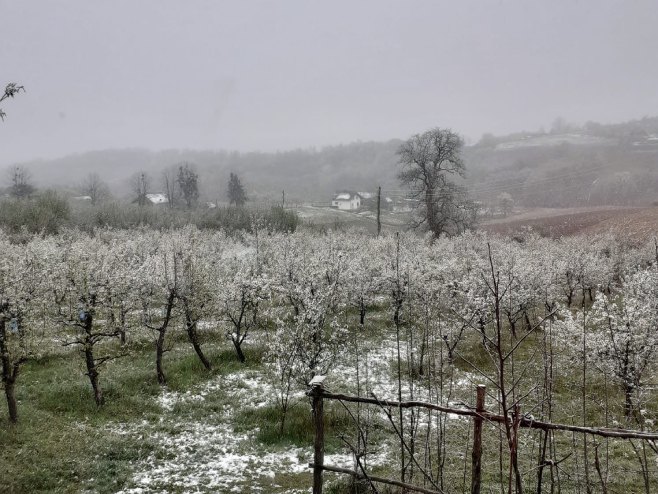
[481,206,658,243]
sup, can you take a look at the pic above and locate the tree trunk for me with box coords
[190,332,212,370]
[232,338,246,363]
[155,289,176,386]
[4,380,18,423]
[188,323,212,370]
[426,187,438,236]
[508,316,518,339]
[119,310,127,345]
[279,403,288,435]
[185,309,211,370]
[156,329,167,385]
[418,331,427,377]
[524,311,532,332]
[624,384,634,419]
[0,320,20,422]
[84,344,104,406]
[567,290,574,307]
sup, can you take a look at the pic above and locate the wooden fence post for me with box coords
[310,375,326,494]
[471,384,486,494]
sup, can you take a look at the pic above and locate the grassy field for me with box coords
[1,309,657,493]
[0,331,381,493]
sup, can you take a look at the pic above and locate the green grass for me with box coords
[0,337,263,493]
[233,401,354,452]
[2,313,658,493]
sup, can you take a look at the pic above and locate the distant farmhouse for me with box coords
[146,193,168,205]
[331,191,363,210]
[331,190,395,211]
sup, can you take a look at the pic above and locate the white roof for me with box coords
[146,193,168,204]
[335,193,351,200]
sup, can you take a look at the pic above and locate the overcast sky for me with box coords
[2,0,658,165]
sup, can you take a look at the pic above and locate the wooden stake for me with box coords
[311,379,325,494]
[376,186,382,236]
[471,385,486,494]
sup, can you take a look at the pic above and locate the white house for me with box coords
[331,192,362,210]
[146,193,168,205]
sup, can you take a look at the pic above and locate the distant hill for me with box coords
[466,116,658,208]
[13,141,403,203]
[8,115,658,207]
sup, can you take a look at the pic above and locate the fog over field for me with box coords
[2,1,658,191]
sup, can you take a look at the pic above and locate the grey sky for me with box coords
[2,0,658,165]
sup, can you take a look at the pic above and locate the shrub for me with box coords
[0,191,70,234]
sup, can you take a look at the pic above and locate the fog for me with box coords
[3,0,658,168]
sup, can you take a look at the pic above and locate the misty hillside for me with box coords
[467,115,658,207]
[12,116,658,207]
[16,141,403,203]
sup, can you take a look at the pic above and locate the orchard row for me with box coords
[1,227,657,427]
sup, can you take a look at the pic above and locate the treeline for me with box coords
[6,115,658,209]
[0,194,298,235]
[9,140,403,203]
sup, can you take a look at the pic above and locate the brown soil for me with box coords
[480,206,658,242]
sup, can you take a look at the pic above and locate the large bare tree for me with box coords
[398,128,476,237]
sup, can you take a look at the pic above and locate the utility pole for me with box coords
[282,190,285,208]
[376,186,382,237]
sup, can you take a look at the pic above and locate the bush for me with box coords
[262,206,299,233]
[69,202,299,234]
[0,191,70,234]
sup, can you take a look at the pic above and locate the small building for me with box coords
[331,192,363,210]
[146,193,168,205]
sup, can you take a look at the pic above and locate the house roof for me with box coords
[146,193,168,204]
[333,191,362,201]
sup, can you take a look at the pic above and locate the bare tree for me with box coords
[81,173,110,205]
[0,83,24,121]
[162,166,180,209]
[398,128,476,237]
[132,171,150,206]
[8,165,35,199]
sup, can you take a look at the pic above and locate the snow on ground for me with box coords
[111,336,474,493]
[116,420,308,493]
[110,363,382,493]
[331,335,479,404]
[113,368,311,494]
